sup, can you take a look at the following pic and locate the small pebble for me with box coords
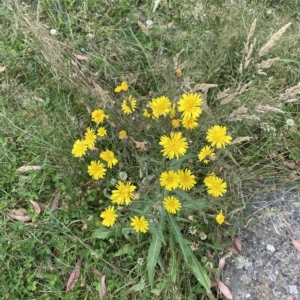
[289,285,298,295]
[266,244,275,252]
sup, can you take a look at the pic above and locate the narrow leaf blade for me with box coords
[147,234,162,288]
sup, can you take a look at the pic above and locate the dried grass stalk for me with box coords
[259,122,276,132]
[220,81,253,105]
[255,104,284,114]
[193,83,217,114]
[231,137,253,145]
[279,82,300,102]
[259,22,292,57]
[228,106,260,122]
[256,58,280,70]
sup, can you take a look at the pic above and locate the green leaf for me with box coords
[289,148,300,161]
[185,247,211,294]
[167,214,188,263]
[91,227,116,239]
[175,189,208,211]
[113,244,135,257]
[150,288,162,296]
[128,278,146,293]
[147,233,163,288]
[169,153,196,170]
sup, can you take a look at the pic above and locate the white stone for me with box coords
[266,244,275,252]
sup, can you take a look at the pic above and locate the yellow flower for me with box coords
[170,104,177,118]
[114,81,128,92]
[149,96,171,118]
[100,150,118,168]
[100,206,118,227]
[84,127,97,149]
[206,125,232,148]
[159,132,188,159]
[130,216,149,233]
[87,161,107,180]
[97,127,107,137]
[143,109,152,118]
[119,130,128,140]
[177,93,203,118]
[160,170,179,191]
[111,181,136,205]
[175,68,182,77]
[163,196,182,214]
[121,95,137,114]
[198,146,216,164]
[181,115,198,130]
[216,210,225,225]
[72,139,87,157]
[91,109,108,124]
[171,119,180,129]
[204,174,227,197]
[177,169,196,191]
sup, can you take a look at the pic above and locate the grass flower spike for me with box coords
[91,109,108,124]
[198,146,216,164]
[84,127,97,149]
[115,81,128,92]
[160,170,179,191]
[206,125,232,148]
[177,93,203,118]
[72,139,87,157]
[204,174,227,197]
[88,161,107,180]
[216,210,225,225]
[159,132,188,159]
[100,206,118,227]
[100,150,118,168]
[121,95,137,114]
[97,127,107,137]
[177,169,196,190]
[149,96,171,118]
[163,196,182,214]
[130,216,149,233]
[111,181,136,205]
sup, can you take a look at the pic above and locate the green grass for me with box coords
[1,0,300,299]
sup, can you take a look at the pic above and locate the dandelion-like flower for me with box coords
[100,206,118,227]
[171,119,180,129]
[216,210,225,225]
[97,127,107,137]
[181,115,198,130]
[111,181,136,205]
[119,130,128,140]
[163,196,182,214]
[130,216,149,233]
[159,132,188,159]
[84,127,97,149]
[91,109,108,124]
[87,161,107,180]
[115,81,128,93]
[206,125,232,148]
[177,93,203,118]
[204,174,227,197]
[72,139,87,157]
[198,146,216,164]
[143,109,152,118]
[175,68,182,78]
[121,95,137,114]
[170,104,177,118]
[177,169,196,191]
[149,96,171,118]
[100,150,118,168]
[160,170,179,191]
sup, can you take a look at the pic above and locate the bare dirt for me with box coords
[222,189,300,300]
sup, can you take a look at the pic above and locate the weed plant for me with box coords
[1,0,300,299]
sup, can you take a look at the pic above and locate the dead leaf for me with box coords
[227,247,239,255]
[16,165,42,172]
[66,259,81,293]
[218,257,226,272]
[74,54,89,61]
[12,208,27,216]
[0,66,6,72]
[51,191,60,212]
[99,275,106,298]
[218,281,233,300]
[5,211,32,222]
[133,140,147,151]
[85,105,91,114]
[234,236,242,252]
[30,200,41,214]
[138,21,148,34]
[291,238,300,252]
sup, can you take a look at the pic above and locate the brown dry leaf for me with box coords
[30,200,41,214]
[0,66,6,72]
[218,257,226,272]
[5,211,32,222]
[74,54,89,61]
[16,165,42,172]
[51,191,60,212]
[290,238,300,252]
[99,275,106,298]
[133,140,147,151]
[234,236,242,252]
[89,79,105,97]
[227,247,240,255]
[66,259,81,293]
[218,281,233,300]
